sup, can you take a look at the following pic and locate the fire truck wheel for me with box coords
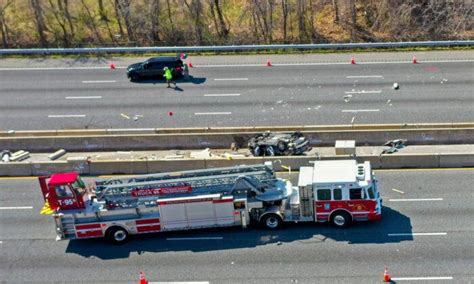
[330,211,352,228]
[261,214,282,230]
[105,226,129,244]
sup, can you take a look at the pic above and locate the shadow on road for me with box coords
[65,206,412,260]
[130,76,206,85]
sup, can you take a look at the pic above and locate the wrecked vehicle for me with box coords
[248,132,310,156]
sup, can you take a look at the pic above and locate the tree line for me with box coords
[0,0,472,48]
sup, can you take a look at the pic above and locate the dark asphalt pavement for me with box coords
[0,169,473,283]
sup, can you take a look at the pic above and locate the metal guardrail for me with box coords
[0,41,472,55]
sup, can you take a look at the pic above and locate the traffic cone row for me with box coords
[267,59,273,67]
[412,55,418,64]
[109,63,116,69]
[350,56,356,64]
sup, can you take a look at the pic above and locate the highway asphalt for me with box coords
[0,169,473,283]
[0,52,473,130]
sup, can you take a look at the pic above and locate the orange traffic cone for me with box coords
[168,111,173,116]
[412,55,417,64]
[188,60,193,68]
[350,56,356,64]
[139,271,148,284]
[109,63,116,69]
[383,267,391,282]
[266,59,273,67]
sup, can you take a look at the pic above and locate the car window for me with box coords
[349,188,363,200]
[367,186,375,199]
[152,62,165,69]
[317,189,331,201]
[333,188,342,200]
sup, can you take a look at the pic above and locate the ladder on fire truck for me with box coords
[93,163,278,208]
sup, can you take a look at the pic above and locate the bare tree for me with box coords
[297,0,308,42]
[281,0,289,43]
[349,0,356,41]
[81,0,104,44]
[148,0,161,44]
[115,0,135,43]
[47,0,74,47]
[332,0,339,23]
[30,0,49,47]
[0,0,13,47]
[183,0,205,45]
[97,0,116,44]
[209,0,229,40]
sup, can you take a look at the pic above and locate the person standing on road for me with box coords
[163,66,176,88]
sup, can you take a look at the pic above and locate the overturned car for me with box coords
[248,132,311,156]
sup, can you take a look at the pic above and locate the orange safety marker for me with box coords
[383,267,391,282]
[188,60,193,68]
[412,55,418,64]
[266,59,273,67]
[139,271,148,284]
[168,111,173,116]
[350,56,356,64]
[109,63,116,69]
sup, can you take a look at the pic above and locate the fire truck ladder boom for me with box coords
[95,163,276,201]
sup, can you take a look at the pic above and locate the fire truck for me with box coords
[39,160,382,244]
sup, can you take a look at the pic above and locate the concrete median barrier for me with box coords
[88,160,148,175]
[0,162,33,176]
[439,153,474,168]
[379,154,440,169]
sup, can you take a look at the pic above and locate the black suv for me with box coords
[126,56,184,81]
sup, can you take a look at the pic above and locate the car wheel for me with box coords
[330,211,352,228]
[252,145,262,156]
[265,146,275,156]
[277,141,287,152]
[261,214,283,230]
[130,74,139,82]
[105,226,129,245]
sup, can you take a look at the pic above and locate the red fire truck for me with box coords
[39,160,382,244]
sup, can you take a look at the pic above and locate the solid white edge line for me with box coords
[48,115,86,118]
[346,75,383,78]
[0,206,33,210]
[341,109,380,112]
[204,94,240,97]
[1,59,473,70]
[149,282,210,284]
[82,80,116,83]
[388,232,447,236]
[194,112,232,115]
[391,277,453,281]
[389,198,443,201]
[214,78,248,81]
[66,96,102,99]
[167,237,223,240]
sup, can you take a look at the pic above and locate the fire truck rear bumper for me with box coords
[368,212,382,221]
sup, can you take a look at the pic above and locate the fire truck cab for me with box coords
[296,160,382,227]
[39,172,89,211]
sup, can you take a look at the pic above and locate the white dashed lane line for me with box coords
[81,80,117,83]
[389,198,443,202]
[388,232,447,237]
[391,276,453,281]
[341,109,380,113]
[346,75,384,78]
[203,94,240,97]
[47,114,86,118]
[194,112,232,115]
[0,206,33,210]
[66,96,102,99]
[344,90,382,94]
[214,78,248,81]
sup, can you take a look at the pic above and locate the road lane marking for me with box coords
[0,206,33,210]
[149,282,209,284]
[341,109,380,113]
[48,115,86,118]
[214,78,248,81]
[391,277,453,281]
[204,94,240,97]
[389,198,443,202]
[344,90,382,94]
[194,112,232,115]
[66,96,102,99]
[166,237,223,241]
[82,80,116,83]
[391,188,405,194]
[388,232,447,236]
[346,75,383,78]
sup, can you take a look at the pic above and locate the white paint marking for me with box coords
[149,282,209,284]
[82,80,116,83]
[341,109,380,113]
[346,75,384,78]
[388,232,447,236]
[66,96,102,99]
[391,188,405,194]
[344,90,382,94]
[204,94,240,97]
[214,78,248,81]
[194,112,232,115]
[0,206,33,210]
[166,237,223,241]
[391,277,453,281]
[1,59,473,71]
[48,114,86,118]
[389,198,443,202]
